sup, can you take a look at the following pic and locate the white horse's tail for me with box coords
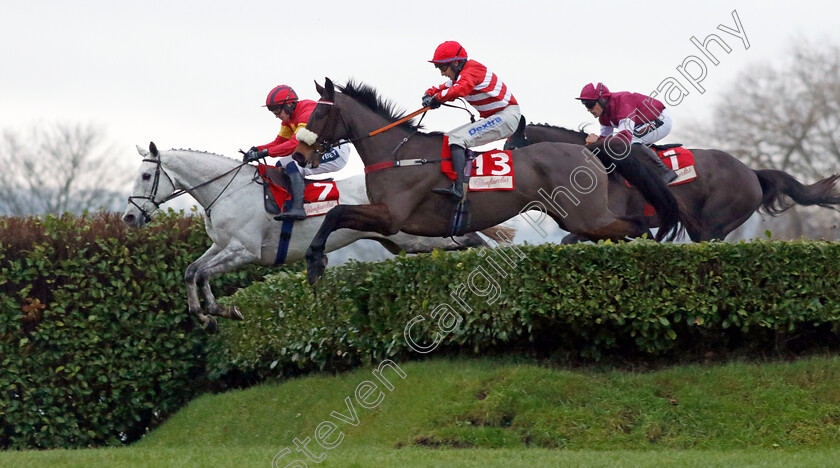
[479,224,518,245]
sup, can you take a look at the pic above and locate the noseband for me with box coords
[127,158,175,223]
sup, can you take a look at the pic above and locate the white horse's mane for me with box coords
[167,148,239,162]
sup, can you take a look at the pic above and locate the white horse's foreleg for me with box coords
[185,244,223,331]
[194,241,258,321]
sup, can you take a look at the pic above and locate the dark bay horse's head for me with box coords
[293,78,347,168]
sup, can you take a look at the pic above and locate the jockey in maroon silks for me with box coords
[576,82,677,183]
[421,41,521,201]
[244,85,350,220]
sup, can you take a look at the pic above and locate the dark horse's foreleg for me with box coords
[306,204,394,284]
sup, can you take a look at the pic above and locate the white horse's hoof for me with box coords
[202,316,218,334]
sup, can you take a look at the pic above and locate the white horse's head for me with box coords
[122,142,177,228]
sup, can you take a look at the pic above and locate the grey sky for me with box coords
[2,0,839,182]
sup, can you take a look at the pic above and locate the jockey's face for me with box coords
[437,61,460,80]
[272,108,292,122]
[588,102,604,118]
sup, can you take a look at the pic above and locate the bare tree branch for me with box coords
[0,122,130,216]
[681,40,840,240]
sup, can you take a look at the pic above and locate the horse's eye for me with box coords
[142,173,151,181]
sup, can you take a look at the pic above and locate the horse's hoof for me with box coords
[561,234,586,244]
[203,316,218,334]
[306,252,327,285]
[307,272,320,285]
[307,261,326,285]
[230,306,244,321]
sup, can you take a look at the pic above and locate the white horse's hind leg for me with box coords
[202,280,244,321]
[387,232,487,254]
[194,241,258,321]
[185,244,223,331]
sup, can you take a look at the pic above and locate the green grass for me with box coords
[4,356,840,467]
[3,447,840,468]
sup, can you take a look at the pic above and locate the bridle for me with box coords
[301,100,346,154]
[127,156,248,223]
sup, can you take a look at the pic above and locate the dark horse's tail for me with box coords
[754,170,840,215]
[590,140,687,242]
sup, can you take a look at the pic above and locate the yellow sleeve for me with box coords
[278,124,295,140]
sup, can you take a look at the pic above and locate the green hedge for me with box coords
[212,240,840,378]
[6,216,840,451]
[0,211,269,450]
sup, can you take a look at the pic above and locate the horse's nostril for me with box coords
[123,214,134,224]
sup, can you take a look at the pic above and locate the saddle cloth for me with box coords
[257,164,339,217]
[653,145,697,185]
[441,136,515,191]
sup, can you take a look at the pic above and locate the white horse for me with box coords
[122,143,502,332]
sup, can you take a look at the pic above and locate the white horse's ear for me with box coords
[149,141,160,158]
[136,145,150,157]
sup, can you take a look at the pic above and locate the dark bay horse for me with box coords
[505,121,840,242]
[294,79,695,284]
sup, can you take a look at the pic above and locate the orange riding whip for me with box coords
[368,107,430,137]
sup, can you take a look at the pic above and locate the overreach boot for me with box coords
[432,144,466,201]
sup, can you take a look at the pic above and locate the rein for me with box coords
[128,157,248,222]
[312,97,475,174]
[315,97,475,147]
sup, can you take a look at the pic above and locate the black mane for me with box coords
[530,122,589,136]
[337,79,422,130]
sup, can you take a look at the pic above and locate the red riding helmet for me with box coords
[576,82,611,101]
[429,41,468,63]
[263,85,298,107]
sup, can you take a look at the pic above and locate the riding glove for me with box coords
[422,94,441,109]
[244,149,269,162]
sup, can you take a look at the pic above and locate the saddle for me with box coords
[256,164,337,216]
[651,143,684,152]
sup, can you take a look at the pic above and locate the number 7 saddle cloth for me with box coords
[256,164,339,217]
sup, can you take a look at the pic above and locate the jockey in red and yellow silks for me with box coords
[244,85,350,220]
[576,82,677,183]
[257,98,317,158]
[421,41,521,201]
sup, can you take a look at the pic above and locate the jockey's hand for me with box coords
[422,94,441,109]
[243,149,268,162]
[585,133,600,145]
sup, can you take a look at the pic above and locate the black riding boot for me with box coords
[275,163,306,221]
[432,144,466,201]
[636,143,677,184]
